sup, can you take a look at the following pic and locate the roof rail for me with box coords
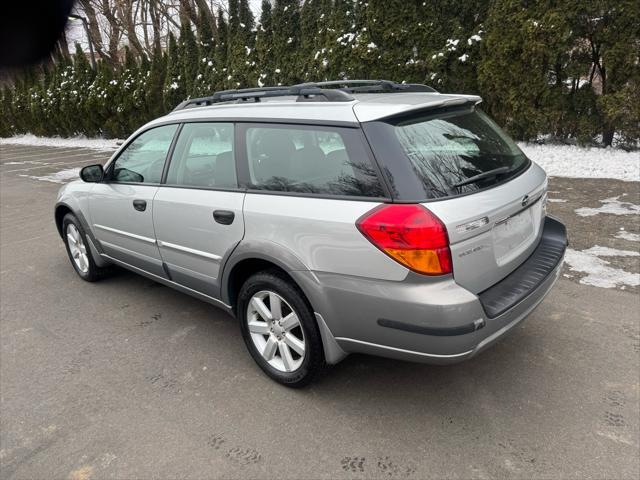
[172,80,437,112]
[172,85,354,112]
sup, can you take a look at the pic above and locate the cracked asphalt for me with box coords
[1,143,638,480]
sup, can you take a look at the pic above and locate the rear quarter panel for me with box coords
[241,193,409,281]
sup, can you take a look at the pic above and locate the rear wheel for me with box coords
[62,214,112,282]
[238,270,324,387]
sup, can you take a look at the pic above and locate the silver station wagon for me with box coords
[55,80,567,387]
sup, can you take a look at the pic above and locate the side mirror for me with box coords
[80,164,104,183]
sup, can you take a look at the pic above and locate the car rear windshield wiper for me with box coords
[451,166,512,189]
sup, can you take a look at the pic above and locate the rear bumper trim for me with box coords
[377,317,485,336]
[478,216,567,319]
[334,337,474,360]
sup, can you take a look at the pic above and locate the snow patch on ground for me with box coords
[19,168,80,184]
[564,245,640,289]
[4,160,48,165]
[518,143,640,182]
[615,231,640,242]
[1,134,121,151]
[582,245,639,258]
[548,198,567,203]
[575,196,640,217]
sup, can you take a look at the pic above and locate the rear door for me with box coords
[89,124,178,278]
[152,122,245,296]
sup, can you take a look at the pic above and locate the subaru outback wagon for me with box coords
[55,80,567,387]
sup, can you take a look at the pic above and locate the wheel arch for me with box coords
[222,245,309,315]
[54,202,74,237]
[220,241,348,365]
[55,201,110,267]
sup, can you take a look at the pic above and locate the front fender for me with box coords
[55,183,109,267]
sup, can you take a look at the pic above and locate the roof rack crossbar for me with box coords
[172,80,437,111]
[296,80,437,93]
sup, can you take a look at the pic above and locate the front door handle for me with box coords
[133,199,147,212]
[213,210,235,225]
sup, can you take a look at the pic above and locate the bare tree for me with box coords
[77,0,107,59]
[100,0,123,63]
[116,0,146,58]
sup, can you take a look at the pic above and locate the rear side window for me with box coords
[244,125,384,197]
[375,109,530,199]
[165,123,236,188]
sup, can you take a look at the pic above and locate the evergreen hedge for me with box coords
[1,0,638,147]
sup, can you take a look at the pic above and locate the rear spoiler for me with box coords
[354,95,482,123]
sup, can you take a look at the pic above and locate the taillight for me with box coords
[356,204,452,275]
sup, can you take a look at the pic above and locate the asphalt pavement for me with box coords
[1,143,638,480]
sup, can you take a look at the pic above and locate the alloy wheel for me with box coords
[246,290,306,373]
[66,223,90,273]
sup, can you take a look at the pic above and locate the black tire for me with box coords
[62,213,113,282]
[237,270,325,387]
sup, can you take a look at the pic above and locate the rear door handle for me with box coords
[213,210,235,225]
[133,199,147,212]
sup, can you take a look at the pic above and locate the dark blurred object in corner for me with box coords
[0,0,75,67]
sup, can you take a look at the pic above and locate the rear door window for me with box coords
[243,125,385,198]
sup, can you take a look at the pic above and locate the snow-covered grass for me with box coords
[18,168,80,184]
[519,143,639,182]
[565,245,640,289]
[0,134,122,151]
[1,136,638,182]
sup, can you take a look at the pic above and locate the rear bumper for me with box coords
[295,216,567,365]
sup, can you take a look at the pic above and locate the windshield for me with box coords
[390,109,530,198]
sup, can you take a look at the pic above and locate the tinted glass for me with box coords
[166,123,236,188]
[391,110,529,198]
[111,124,178,184]
[245,125,384,197]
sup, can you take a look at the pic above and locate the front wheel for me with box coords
[62,213,112,282]
[238,270,325,387]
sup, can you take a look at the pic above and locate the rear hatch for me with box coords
[426,164,547,293]
[360,104,548,293]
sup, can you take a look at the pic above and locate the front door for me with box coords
[89,124,179,277]
[152,122,245,296]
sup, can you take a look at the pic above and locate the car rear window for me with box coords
[244,125,385,198]
[379,109,530,199]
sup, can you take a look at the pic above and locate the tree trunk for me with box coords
[194,0,217,36]
[101,0,122,65]
[117,0,146,59]
[78,0,106,60]
[57,30,71,62]
[602,126,615,147]
[148,0,163,51]
[180,0,198,26]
